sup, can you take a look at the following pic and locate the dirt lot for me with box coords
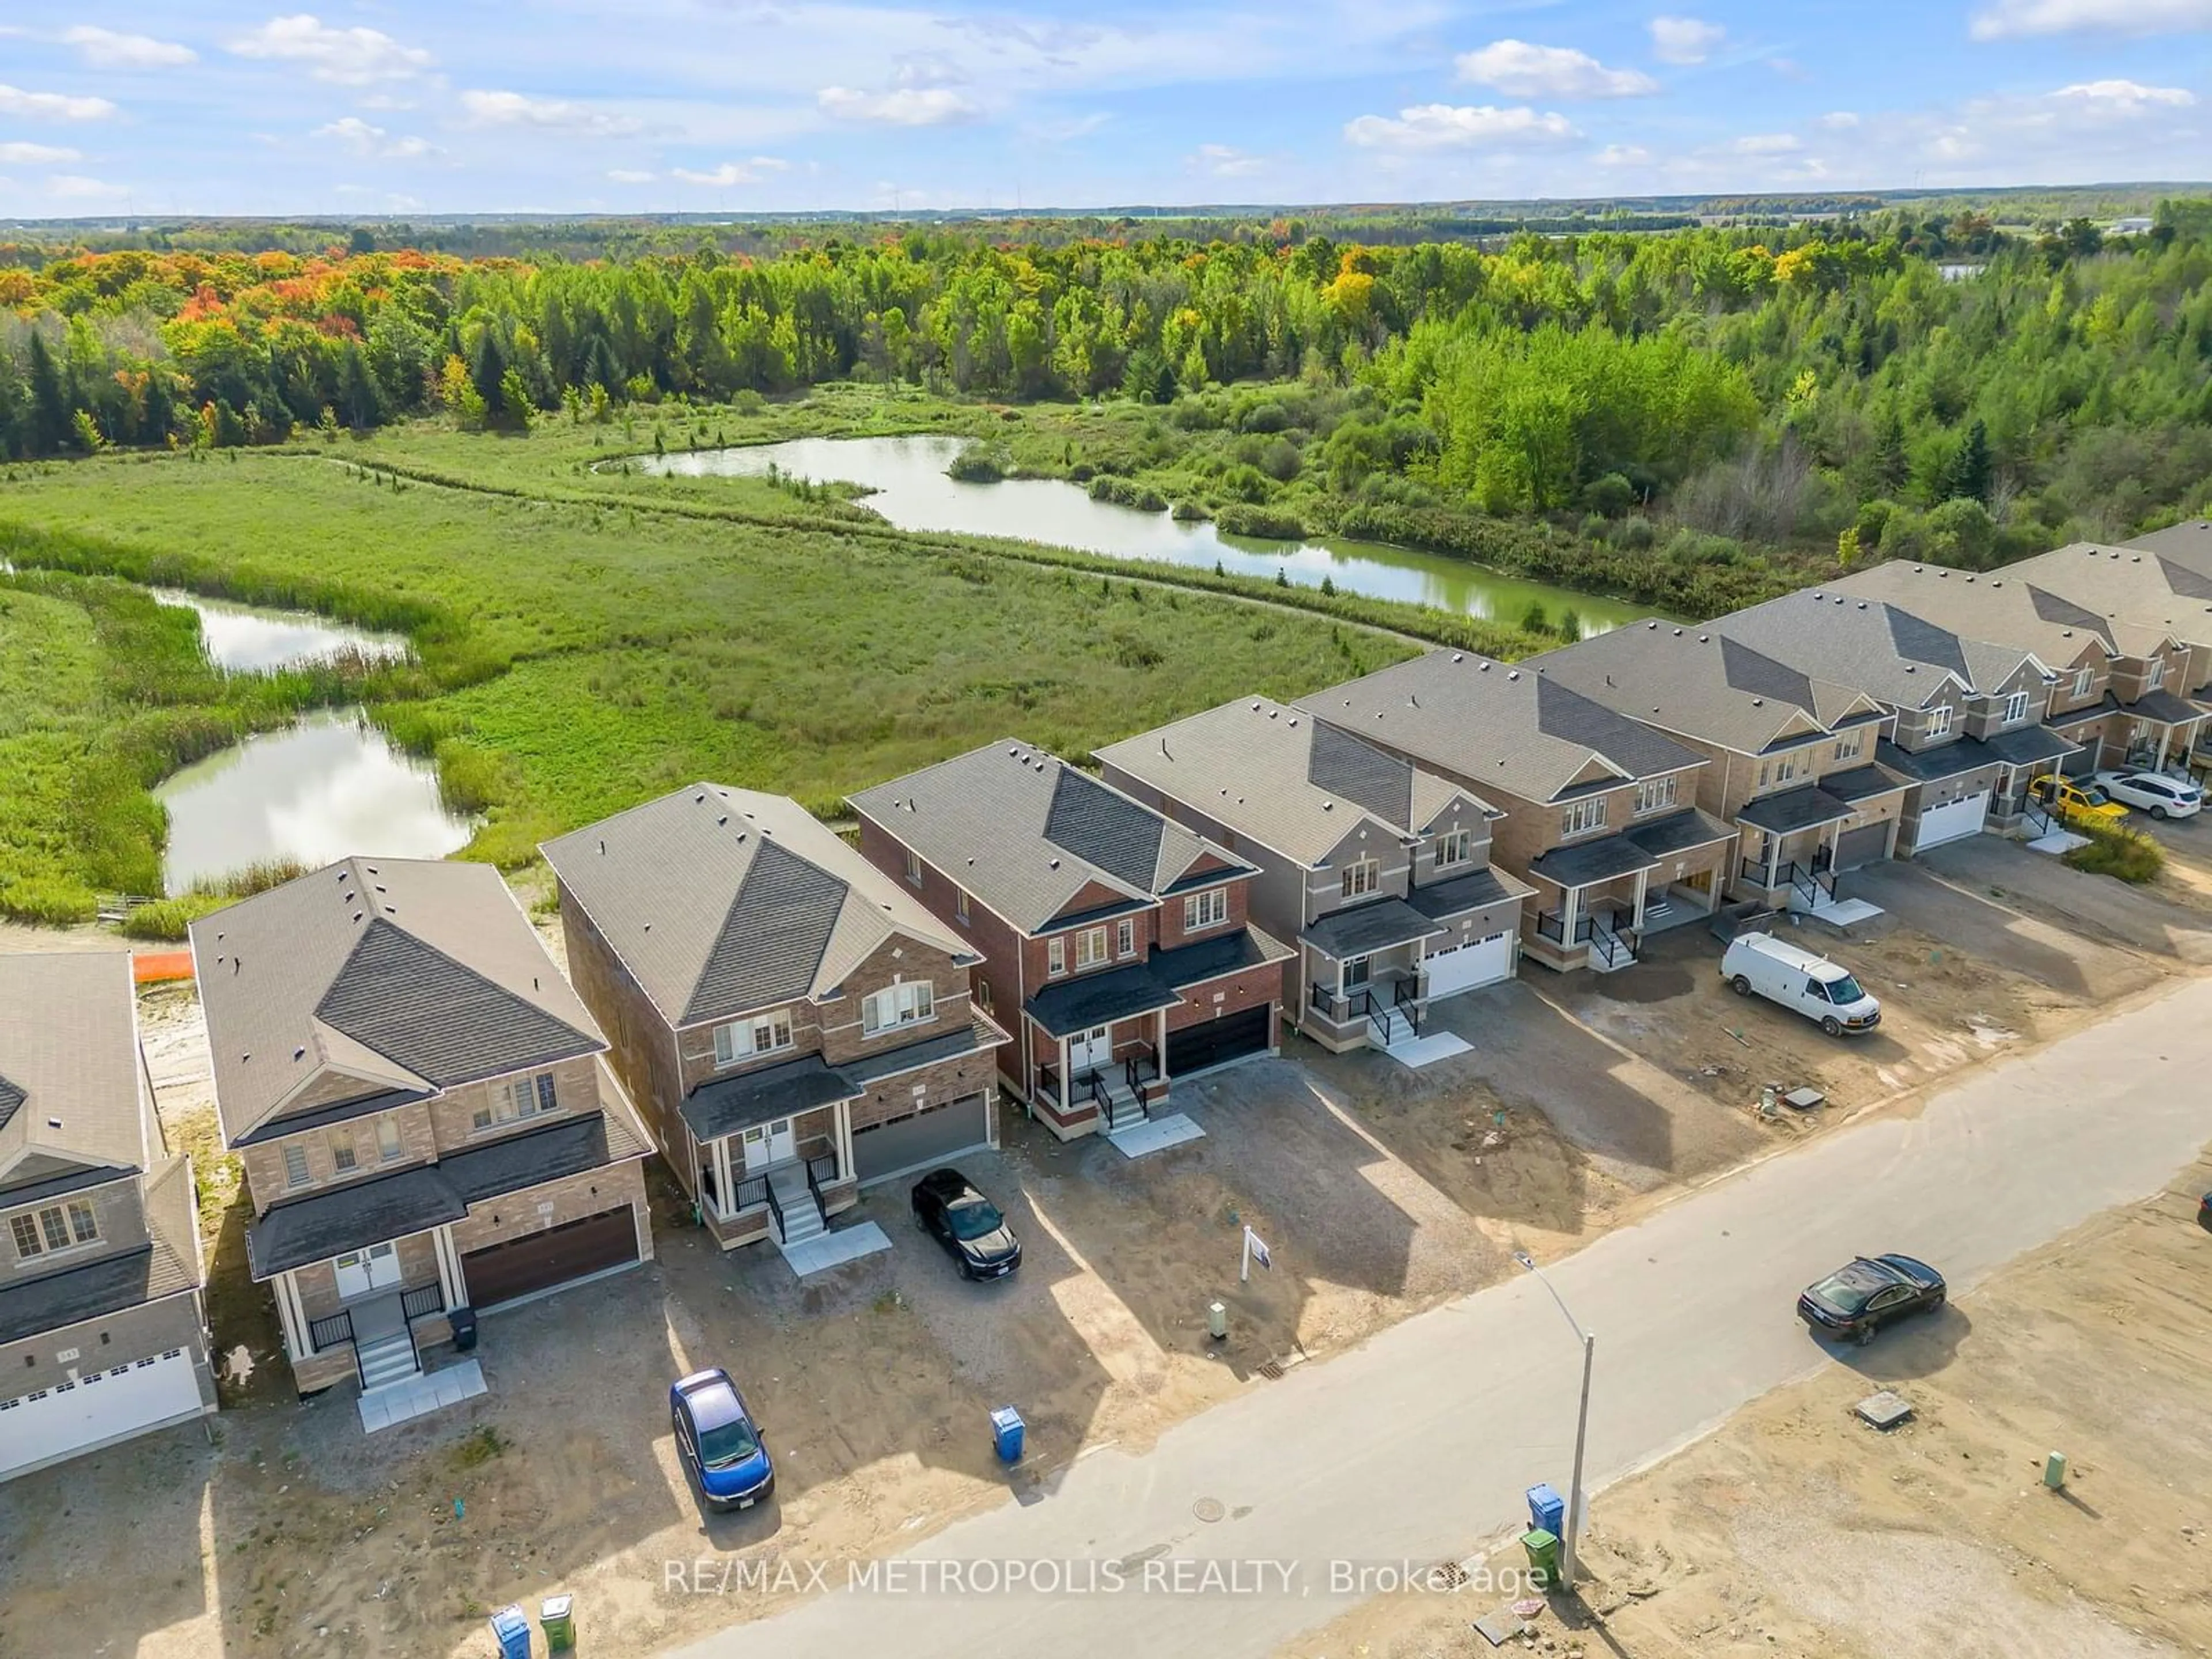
[1281,1145,2212,1659]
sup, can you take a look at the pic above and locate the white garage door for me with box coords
[1423,930,1516,999]
[0,1348,202,1480]
[1914,790,1989,851]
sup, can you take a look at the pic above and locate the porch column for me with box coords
[274,1269,309,1359]
[1560,886,1580,945]
[1058,1036,1071,1116]
[1156,1006,1171,1088]
[433,1225,464,1309]
[1764,830,1781,889]
[835,1105,855,1183]
[1631,868,1649,930]
[714,1135,736,1213]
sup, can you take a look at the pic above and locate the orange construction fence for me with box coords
[132,950,194,984]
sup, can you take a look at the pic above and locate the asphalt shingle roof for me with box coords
[1024,963,1186,1039]
[853,742,1242,935]
[1404,866,1528,919]
[1981,725,2082,766]
[1720,590,1995,707]
[1297,652,1703,806]
[0,1156,199,1344]
[1300,898,1448,960]
[0,950,150,1190]
[1096,697,1497,866]
[1623,808,1736,859]
[680,1054,860,1143]
[1873,736,2000,782]
[1526,834,1662,889]
[543,785,971,1030]
[1824,565,2121,667]
[1736,786,1856,835]
[193,859,604,1147]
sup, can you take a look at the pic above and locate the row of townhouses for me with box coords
[7,528,2210,1476]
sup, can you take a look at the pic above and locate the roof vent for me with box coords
[351,912,363,923]
[1322,801,1334,810]
[1646,620,1658,629]
[1990,580,2002,588]
[1857,602,1868,611]
[1288,717,1298,727]
[695,792,705,803]
[293,1047,305,1061]
[1049,858,1060,869]
[46,1116,60,1130]
[717,816,727,826]
[1938,570,1949,578]
[1905,664,1915,672]
[1672,627,1683,636]
[1508,670,1520,680]
[598,839,605,855]
[1913,565,1925,573]
[1965,574,1976,582]
[643,922,651,931]
[1250,702,1261,712]
[1751,697,1764,706]
[1698,635,1709,643]
[1268,709,1279,719]
[1008,744,1020,755]
[1450,653,1464,663]
[966,856,975,865]
[1407,694,1419,708]
[1480,661,1491,671]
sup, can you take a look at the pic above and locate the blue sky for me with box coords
[2,1,2210,217]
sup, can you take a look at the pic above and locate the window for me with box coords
[903,849,922,887]
[2147,658,2166,691]
[472,1071,559,1132]
[2002,691,2029,725]
[1047,936,1065,978]
[1434,828,1472,868]
[283,1144,311,1188]
[1560,797,1607,838]
[7,1200,97,1260]
[1073,927,1109,969]
[713,1010,793,1066]
[1184,888,1229,931]
[375,1115,404,1164]
[1926,704,1955,740]
[976,977,993,1013]
[1341,858,1380,899]
[1116,917,1136,957]
[955,887,971,925]
[2073,667,2094,699]
[328,1132,358,1175]
[863,980,935,1036]
[1773,754,1800,786]
[1633,777,1677,818]
[1833,730,1863,764]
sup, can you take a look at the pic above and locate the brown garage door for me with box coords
[1834,821,1891,871]
[461,1205,638,1310]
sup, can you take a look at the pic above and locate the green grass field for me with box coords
[0,413,1438,903]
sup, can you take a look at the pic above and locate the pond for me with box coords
[154,710,475,893]
[151,588,411,673]
[634,434,1647,638]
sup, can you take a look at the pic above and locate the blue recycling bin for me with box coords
[1526,1482,1565,1540]
[489,1603,531,1659]
[990,1406,1025,1464]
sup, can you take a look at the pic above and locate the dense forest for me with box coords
[5,203,2212,604]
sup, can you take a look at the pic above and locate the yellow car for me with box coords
[2029,777,2131,829]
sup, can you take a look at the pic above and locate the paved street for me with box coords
[676,975,2212,1659]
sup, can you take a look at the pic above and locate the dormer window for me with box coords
[1927,704,1955,740]
[2002,691,2029,725]
[1184,888,1229,931]
[8,1199,97,1261]
[1341,857,1381,899]
[2073,667,2094,698]
[1433,829,1472,868]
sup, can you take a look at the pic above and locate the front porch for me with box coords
[1296,897,1445,1053]
[2054,692,2206,777]
[1729,783,1883,922]
[1524,832,1678,974]
[1023,962,1185,1137]
[680,1060,862,1253]
[270,1226,474,1401]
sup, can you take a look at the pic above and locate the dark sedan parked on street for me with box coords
[912,1167,1022,1279]
[1797,1253,1946,1346]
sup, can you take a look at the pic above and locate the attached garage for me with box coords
[0,1347,203,1480]
[461,1204,638,1311]
[853,1093,993,1186]
[1833,821,1893,871]
[1421,930,1516,999]
[1912,790,1989,851]
[1165,1003,1272,1076]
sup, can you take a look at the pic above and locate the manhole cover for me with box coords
[1192,1497,1226,1523]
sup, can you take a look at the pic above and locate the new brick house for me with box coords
[1301,652,1731,974]
[192,860,654,1399]
[1724,586,2075,846]
[1096,698,1531,1054]
[853,742,1292,1135]
[1,951,214,1481]
[544,785,1010,1252]
[1529,622,1910,915]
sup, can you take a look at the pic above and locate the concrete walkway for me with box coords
[676,975,2212,1659]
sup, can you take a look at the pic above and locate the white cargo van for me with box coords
[1719,931,1882,1036]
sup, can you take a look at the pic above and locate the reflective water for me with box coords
[637,434,1646,637]
[152,589,411,673]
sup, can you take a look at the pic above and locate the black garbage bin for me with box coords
[449,1305,478,1353]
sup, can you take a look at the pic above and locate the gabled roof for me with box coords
[1528,622,1880,757]
[1095,696,1501,867]
[542,784,972,1029]
[0,950,150,1194]
[1719,589,2001,707]
[1826,563,2120,668]
[1296,651,1703,805]
[851,741,1249,934]
[192,858,604,1147]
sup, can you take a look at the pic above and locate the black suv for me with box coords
[911,1168,1022,1280]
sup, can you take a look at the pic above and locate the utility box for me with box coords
[990,1406,1025,1464]
[540,1593,575,1652]
[1525,1483,1565,1540]
[488,1604,531,1659]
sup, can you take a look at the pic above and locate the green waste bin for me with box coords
[540,1592,575,1651]
[1520,1528,1561,1588]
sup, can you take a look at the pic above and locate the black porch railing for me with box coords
[732,1172,768,1213]
[1788,862,1837,907]
[1589,913,1633,970]
[307,1309,355,1353]
[399,1282,445,1323]
[1391,975,1423,1038]
[804,1151,837,1215]
[1306,983,1376,1025]
[762,1180,787,1243]
[1083,1070,1114,1120]
[1123,1040,1158,1112]
[1534,909,1594,945]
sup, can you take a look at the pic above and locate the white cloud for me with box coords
[817,85,983,126]
[1649,16,1725,63]
[1190,142,1267,177]
[47,173,128,201]
[0,141,80,164]
[1972,0,2212,37]
[1456,40,1658,99]
[0,83,116,120]
[1733,131,1802,154]
[459,90,642,137]
[1819,110,1862,128]
[2054,78,2195,108]
[748,154,791,172]
[672,161,768,185]
[1024,112,1112,143]
[1596,142,1652,165]
[312,116,435,159]
[62,25,196,69]
[227,14,433,85]
[607,168,656,183]
[1343,103,1578,150]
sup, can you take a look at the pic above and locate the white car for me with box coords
[2090,769,2203,820]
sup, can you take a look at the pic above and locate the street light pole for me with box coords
[1514,1251,1594,1590]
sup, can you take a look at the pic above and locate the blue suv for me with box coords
[670,1368,775,1511]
